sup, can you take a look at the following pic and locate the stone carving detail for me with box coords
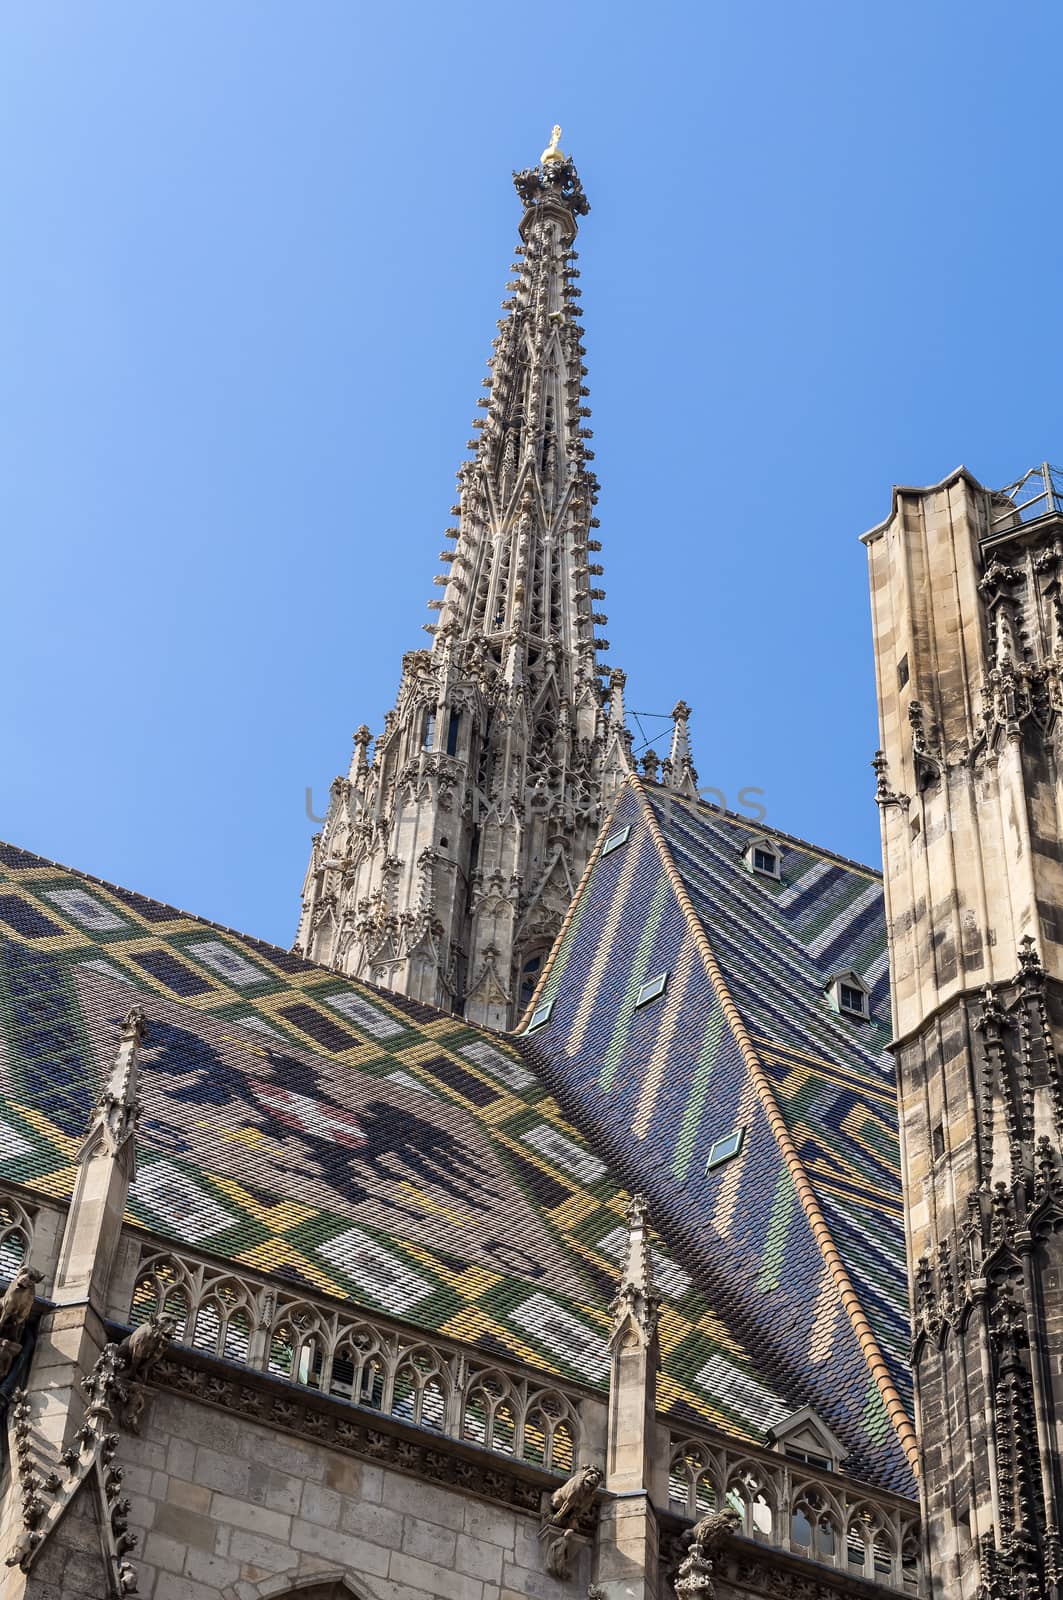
[540,1461,603,1582]
[292,140,692,1027]
[907,700,943,791]
[0,1261,43,1379]
[4,1346,151,1594]
[665,1431,919,1590]
[89,1312,177,1435]
[673,1506,741,1597]
[81,1005,147,1161]
[148,1344,547,1516]
[609,1192,660,1349]
[129,1244,582,1468]
[908,938,1063,1595]
[547,1461,603,1526]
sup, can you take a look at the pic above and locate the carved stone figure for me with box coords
[547,1461,603,1528]
[85,1313,176,1435]
[0,1263,43,1372]
[116,1313,176,1382]
[544,1526,575,1579]
[674,1506,741,1597]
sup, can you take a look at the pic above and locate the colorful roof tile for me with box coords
[516,779,916,1495]
[0,839,809,1453]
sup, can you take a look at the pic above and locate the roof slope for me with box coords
[515,780,915,1495]
[0,840,805,1450]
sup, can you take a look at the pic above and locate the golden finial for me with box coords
[541,124,565,165]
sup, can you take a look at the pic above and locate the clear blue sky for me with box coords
[2,3,1059,947]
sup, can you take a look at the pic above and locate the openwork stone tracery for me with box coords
[295,136,695,1026]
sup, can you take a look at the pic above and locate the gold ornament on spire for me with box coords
[541,124,565,165]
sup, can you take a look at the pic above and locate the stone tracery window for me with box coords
[0,1197,35,1281]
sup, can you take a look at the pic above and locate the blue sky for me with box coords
[2,2,1060,947]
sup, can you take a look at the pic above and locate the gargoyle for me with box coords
[546,1461,603,1529]
[115,1314,176,1382]
[674,1506,741,1598]
[0,1265,44,1343]
[87,1313,177,1435]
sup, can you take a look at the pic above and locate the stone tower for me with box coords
[865,463,1063,1599]
[296,133,697,1026]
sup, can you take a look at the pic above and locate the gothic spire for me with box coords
[295,135,671,1027]
[428,128,604,705]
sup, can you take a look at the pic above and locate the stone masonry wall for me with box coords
[76,1388,591,1600]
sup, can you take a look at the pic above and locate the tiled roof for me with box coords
[0,840,803,1451]
[516,780,915,1496]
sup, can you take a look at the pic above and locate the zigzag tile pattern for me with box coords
[642,792,909,1398]
[0,841,791,1446]
[519,786,914,1495]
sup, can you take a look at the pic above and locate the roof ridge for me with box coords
[642,788,883,880]
[0,840,451,1024]
[630,776,919,1477]
[0,840,322,961]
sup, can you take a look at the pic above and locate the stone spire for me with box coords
[609,1193,661,1350]
[664,699,698,797]
[295,134,641,1026]
[599,1193,664,1599]
[77,1004,145,1165]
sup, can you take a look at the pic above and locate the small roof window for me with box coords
[706,1126,745,1170]
[743,837,781,880]
[600,824,631,858]
[527,997,555,1031]
[634,971,668,1009]
[767,1406,848,1472]
[827,970,871,1020]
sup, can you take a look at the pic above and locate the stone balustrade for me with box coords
[124,1241,585,1476]
[666,1426,920,1593]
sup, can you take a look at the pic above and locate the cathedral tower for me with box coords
[865,464,1063,1598]
[296,134,694,1026]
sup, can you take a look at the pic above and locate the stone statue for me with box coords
[674,1506,741,1598]
[86,1313,177,1434]
[548,1461,603,1528]
[115,1313,177,1382]
[0,1264,43,1343]
[0,1263,44,1380]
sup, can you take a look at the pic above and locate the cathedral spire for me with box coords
[429,128,599,689]
[296,137,657,1026]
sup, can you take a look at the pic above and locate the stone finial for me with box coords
[80,1007,147,1165]
[609,1193,661,1348]
[667,700,698,795]
[348,725,372,783]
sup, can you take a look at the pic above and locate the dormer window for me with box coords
[827,971,871,1020]
[743,838,781,880]
[766,1406,848,1474]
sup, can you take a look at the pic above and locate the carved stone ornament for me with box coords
[674,1507,742,1599]
[545,1460,603,1530]
[537,1459,602,1582]
[0,1261,43,1379]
